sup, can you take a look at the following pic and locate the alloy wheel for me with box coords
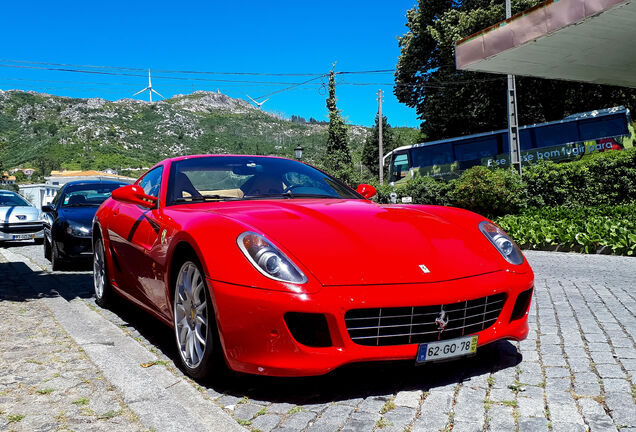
[174,261,208,369]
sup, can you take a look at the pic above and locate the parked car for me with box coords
[42,180,126,270]
[93,155,534,379]
[0,190,44,244]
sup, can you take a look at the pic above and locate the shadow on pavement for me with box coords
[201,340,521,404]
[0,260,522,404]
[105,289,522,404]
[0,261,94,301]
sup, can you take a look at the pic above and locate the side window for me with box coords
[51,187,63,207]
[138,166,163,198]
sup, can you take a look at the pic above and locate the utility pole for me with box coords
[378,89,384,185]
[506,0,522,176]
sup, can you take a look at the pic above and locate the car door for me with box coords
[41,186,63,244]
[107,166,163,304]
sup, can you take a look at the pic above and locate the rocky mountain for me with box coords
[0,89,372,176]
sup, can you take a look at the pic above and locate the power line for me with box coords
[0,59,394,77]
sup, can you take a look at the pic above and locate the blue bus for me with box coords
[385,106,633,182]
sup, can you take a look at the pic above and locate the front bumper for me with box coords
[210,269,533,377]
[54,235,93,260]
[0,222,44,241]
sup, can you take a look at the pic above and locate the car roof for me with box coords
[62,180,128,187]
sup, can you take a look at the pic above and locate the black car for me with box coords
[42,180,127,270]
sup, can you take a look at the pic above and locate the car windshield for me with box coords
[0,191,31,207]
[166,156,360,205]
[61,183,124,207]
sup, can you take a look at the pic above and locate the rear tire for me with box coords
[93,238,115,308]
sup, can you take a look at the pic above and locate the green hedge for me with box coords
[495,205,636,256]
[375,148,636,217]
[523,147,636,207]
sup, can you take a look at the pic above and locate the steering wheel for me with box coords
[282,184,303,194]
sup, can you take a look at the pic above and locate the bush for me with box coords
[451,166,526,217]
[524,147,636,207]
[373,176,454,206]
[495,204,636,256]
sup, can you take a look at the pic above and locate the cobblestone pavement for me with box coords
[0,248,147,432]
[1,242,635,432]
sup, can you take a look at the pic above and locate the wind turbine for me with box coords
[246,94,269,109]
[133,69,165,102]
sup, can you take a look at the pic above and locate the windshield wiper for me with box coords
[243,192,339,200]
[64,203,98,207]
[173,195,242,203]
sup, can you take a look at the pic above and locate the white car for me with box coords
[0,190,44,243]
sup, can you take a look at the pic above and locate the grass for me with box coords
[376,418,393,428]
[72,398,90,405]
[236,419,252,426]
[97,410,121,420]
[287,406,304,415]
[502,400,518,408]
[379,400,396,414]
[7,414,25,423]
[37,388,55,395]
[140,360,170,368]
[255,407,267,417]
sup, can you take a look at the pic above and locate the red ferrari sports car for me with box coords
[93,155,533,379]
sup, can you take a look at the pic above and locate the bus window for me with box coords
[579,116,628,141]
[453,137,498,162]
[519,129,535,150]
[390,153,410,181]
[412,143,453,168]
[534,122,579,148]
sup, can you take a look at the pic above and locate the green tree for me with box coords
[395,0,636,140]
[323,66,352,182]
[362,115,395,178]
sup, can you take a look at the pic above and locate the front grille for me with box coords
[0,222,43,234]
[345,293,506,346]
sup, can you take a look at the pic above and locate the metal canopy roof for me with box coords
[455,0,636,88]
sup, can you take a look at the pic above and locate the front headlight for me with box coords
[479,221,524,265]
[66,220,91,237]
[237,232,307,284]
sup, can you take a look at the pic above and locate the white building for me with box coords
[19,183,61,209]
[45,170,136,186]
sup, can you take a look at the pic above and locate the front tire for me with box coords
[50,240,63,271]
[173,259,218,379]
[44,238,51,261]
[93,238,115,307]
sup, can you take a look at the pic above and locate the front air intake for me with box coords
[284,312,332,347]
[345,293,506,347]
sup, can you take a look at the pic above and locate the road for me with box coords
[0,241,634,432]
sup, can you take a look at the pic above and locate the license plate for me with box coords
[417,335,478,363]
[12,234,34,240]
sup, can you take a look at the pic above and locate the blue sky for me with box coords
[0,0,420,128]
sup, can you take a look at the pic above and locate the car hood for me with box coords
[58,206,99,226]
[0,205,40,223]
[206,199,503,286]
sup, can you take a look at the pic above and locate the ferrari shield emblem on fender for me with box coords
[419,264,430,273]
[161,229,167,244]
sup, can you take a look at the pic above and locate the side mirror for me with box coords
[356,184,377,199]
[111,185,157,209]
[41,205,54,212]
